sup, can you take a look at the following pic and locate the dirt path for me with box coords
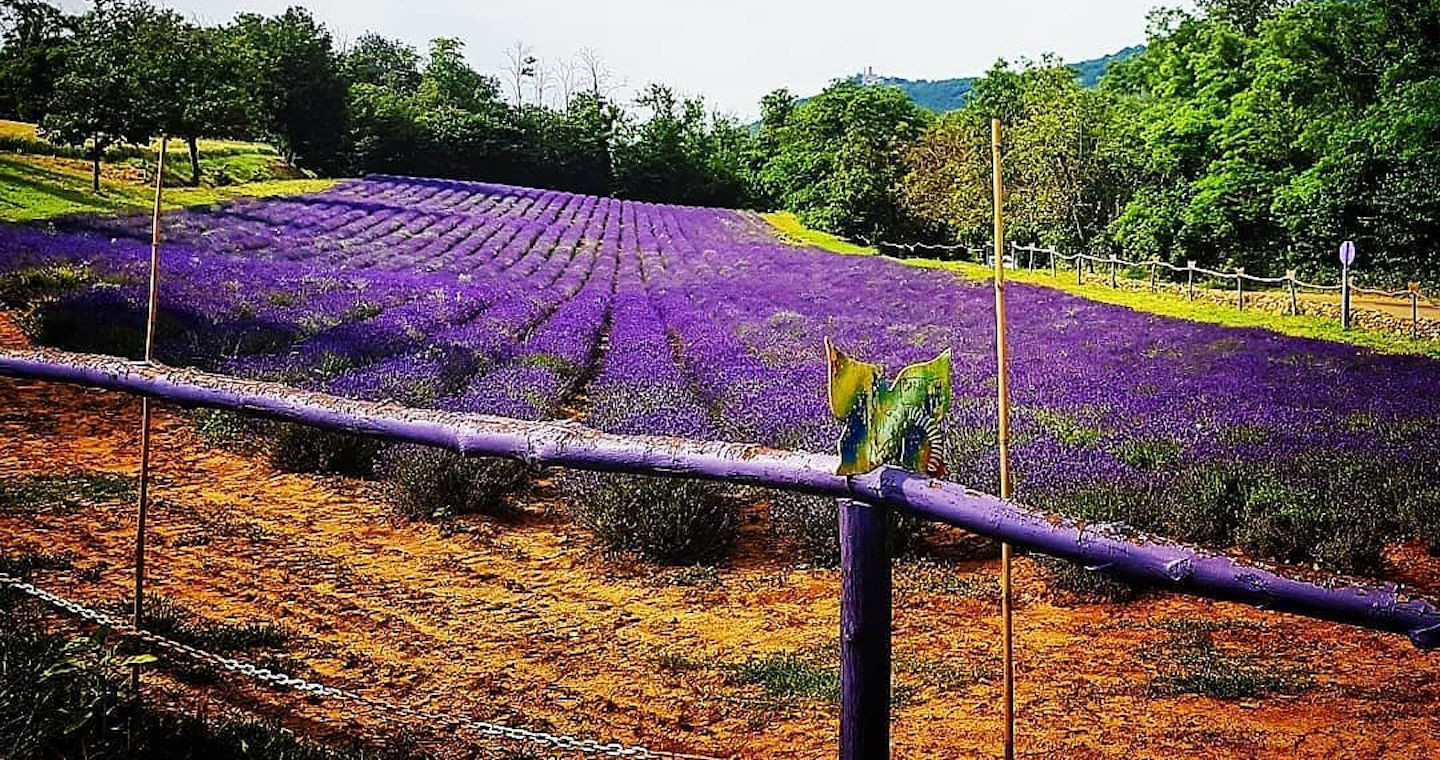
[2,308,1438,760]
[1298,289,1440,322]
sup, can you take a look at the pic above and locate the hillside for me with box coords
[0,120,334,222]
[845,44,1144,113]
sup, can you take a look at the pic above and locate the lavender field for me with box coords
[2,175,1437,574]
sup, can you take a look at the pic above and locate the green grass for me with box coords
[762,212,877,256]
[934,259,1440,359]
[0,153,333,222]
[0,473,136,514]
[730,652,841,703]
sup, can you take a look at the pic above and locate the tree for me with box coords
[154,21,260,185]
[0,0,73,122]
[502,40,536,105]
[418,37,501,112]
[230,7,347,172]
[342,33,421,93]
[759,79,932,240]
[41,0,157,192]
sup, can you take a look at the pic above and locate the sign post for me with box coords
[1340,241,1356,331]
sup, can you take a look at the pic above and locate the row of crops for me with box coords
[1,175,1438,575]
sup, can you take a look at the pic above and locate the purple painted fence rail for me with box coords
[1,346,1437,649]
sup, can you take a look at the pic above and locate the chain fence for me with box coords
[0,573,728,760]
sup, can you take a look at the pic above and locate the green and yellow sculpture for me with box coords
[825,338,952,477]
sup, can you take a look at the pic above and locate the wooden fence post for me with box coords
[1412,283,1422,340]
[1050,251,1057,279]
[1076,256,1084,286]
[1109,258,1117,288]
[840,499,891,760]
[1236,268,1245,311]
[1026,246,1034,271]
[1187,261,1196,301]
[1149,261,1157,293]
[1287,270,1299,315]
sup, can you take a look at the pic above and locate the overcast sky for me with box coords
[56,0,1190,118]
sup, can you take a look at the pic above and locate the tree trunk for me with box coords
[187,136,201,187]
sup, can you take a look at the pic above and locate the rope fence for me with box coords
[863,236,1437,338]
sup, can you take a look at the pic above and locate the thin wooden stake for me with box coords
[1287,270,1299,315]
[1187,261,1196,301]
[1109,258,1117,288]
[1236,268,1245,311]
[1412,283,1422,340]
[133,136,167,686]
[991,117,1016,760]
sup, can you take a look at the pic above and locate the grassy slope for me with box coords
[761,216,1440,359]
[1,120,333,222]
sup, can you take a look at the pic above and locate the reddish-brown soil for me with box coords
[2,322,1438,758]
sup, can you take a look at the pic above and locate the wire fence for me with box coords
[0,572,727,760]
[863,237,1438,339]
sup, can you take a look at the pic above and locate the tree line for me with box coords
[3,0,1438,283]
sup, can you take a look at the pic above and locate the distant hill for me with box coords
[841,45,1145,114]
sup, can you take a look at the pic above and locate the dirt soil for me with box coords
[2,325,1439,758]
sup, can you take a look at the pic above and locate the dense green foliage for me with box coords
[902,0,1440,284]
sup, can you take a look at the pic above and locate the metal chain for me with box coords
[0,574,727,760]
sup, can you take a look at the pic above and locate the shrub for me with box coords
[1154,462,1252,546]
[1235,478,1387,575]
[567,473,738,565]
[1400,485,1440,556]
[377,445,527,520]
[269,423,382,477]
[1148,626,1311,700]
[730,652,840,703]
[1034,555,1144,603]
[0,473,135,514]
[770,491,920,567]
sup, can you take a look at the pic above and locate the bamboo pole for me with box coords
[133,136,167,684]
[990,117,1016,760]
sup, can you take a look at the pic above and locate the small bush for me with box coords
[1034,555,1144,603]
[1235,479,1387,575]
[377,445,527,520]
[269,423,382,477]
[730,652,840,703]
[567,473,738,565]
[770,491,920,567]
[0,473,135,514]
[192,409,254,448]
[1149,627,1311,700]
[1400,486,1440,556]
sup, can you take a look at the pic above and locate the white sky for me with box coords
[56,0,1190,118]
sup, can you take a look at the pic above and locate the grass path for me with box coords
[763,216,1440,359]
